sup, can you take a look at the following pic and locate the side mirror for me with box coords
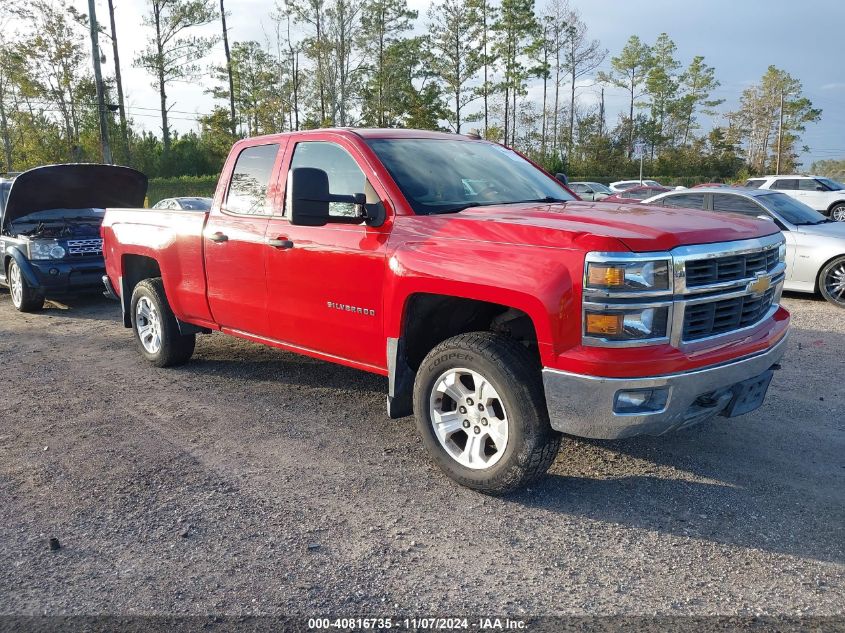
[555,172,568,186]
[289,168,377,227]
[289,167,332,226]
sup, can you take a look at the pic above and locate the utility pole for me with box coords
[107,0,129,161]
[220,0,237,136]
[775,87,785,175]
[88,0,113,164]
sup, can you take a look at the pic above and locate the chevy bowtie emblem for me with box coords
[747,273,772,296]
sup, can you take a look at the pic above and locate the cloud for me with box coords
[821,82,845,91]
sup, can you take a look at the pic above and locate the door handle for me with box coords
[267,238,294,249]
[208,231,229,243]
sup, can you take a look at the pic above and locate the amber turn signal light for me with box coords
[587,264,625,287]
[585,313,623,336]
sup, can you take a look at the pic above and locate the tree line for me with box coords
[0,0,823,183]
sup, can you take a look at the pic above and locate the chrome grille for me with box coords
[66,238,103,257]
[683,288,776,341]
[685,246,779,287]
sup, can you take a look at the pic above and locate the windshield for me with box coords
[367,139,574,215]
[757,193,829,225]
[589,183,612,194]
[818,177,845,191]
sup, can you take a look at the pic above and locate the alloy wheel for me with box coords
[824,261,845,305]
[135,296,162,354]
[429,367,509,470]
[9,262,23,308]
[832,205,845,222]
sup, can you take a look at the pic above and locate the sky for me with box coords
[70,0,844,169]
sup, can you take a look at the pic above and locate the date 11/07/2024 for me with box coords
[307,617,527,630]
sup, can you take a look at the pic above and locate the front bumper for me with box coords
[30,259,106,294]
[542,334,788,439]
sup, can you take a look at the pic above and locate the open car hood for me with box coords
[2,164,147,229]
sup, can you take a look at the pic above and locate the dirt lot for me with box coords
[0,289,843,618]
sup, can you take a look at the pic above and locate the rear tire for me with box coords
[8,260,44,312]
[413,332,561,495]
[830,204,845,222]
[819,256,845,308]
[130,278,195,367]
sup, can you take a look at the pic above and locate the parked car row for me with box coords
[744,175,845,221]
[568,174,845,222]
[641,187,845,307]
[563,175,845,307]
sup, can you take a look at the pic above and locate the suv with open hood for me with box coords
[1,164,147,312]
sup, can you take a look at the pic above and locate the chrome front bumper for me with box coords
[542,335,788,440]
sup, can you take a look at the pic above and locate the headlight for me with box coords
[777,242,786,263]
[584,306,669,342]
[29,240,66,260]
[586,260,670,291]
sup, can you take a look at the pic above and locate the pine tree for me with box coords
[428,0,482,133]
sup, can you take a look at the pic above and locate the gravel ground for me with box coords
[0,289,843,618]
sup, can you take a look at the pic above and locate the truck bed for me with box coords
[102,208,214,327]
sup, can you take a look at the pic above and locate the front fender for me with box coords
[384,241,582,366]
[4,246,40,289]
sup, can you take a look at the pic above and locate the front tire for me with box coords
[819,256,845,308]
[7,260,44,312]
[130,278,195,367]
[413,332,561,495]
[830,204,845,222]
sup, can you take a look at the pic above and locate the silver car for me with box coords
[643,187,845,308]
[568,181,612,201]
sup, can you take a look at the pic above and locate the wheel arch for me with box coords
[386,292,547,419]
[120,254,162,327]
[815,251,845,294]
[4,247,40,289]
[826,200,845,214]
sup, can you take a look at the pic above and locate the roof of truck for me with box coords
[243,128,480,144]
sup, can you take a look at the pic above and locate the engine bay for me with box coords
[3,208,105,240]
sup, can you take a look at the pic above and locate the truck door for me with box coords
[204,141,284,335]
[263,137,391,371]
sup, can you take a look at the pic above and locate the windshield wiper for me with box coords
[429,202,483,215]
[499,196,569,204]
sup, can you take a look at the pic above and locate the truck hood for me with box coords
[2,164,148,230]
[451,200,780,251]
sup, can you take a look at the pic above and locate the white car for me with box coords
[643,187,845,307]
[609,179,663,192]
[568,181,612,200]
[152,196,213,211]
[744,175,845,221]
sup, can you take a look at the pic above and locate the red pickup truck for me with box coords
[101,129,790,494]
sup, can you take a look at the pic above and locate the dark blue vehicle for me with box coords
[0,164,147,312]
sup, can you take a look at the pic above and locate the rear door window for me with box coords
[712,194,764,216]
[225,143,280,215]
[772,179,798,191]
[662,193,705,209]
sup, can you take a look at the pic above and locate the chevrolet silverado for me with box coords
[101,129,790,494]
